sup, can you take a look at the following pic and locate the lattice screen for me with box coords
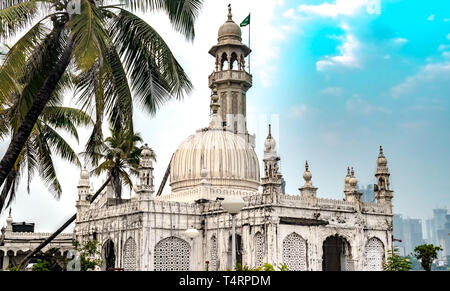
[123,237,137,271]
[154,237,190,271]
[210,236,218,271]
[255,232,264,267]
[282,232,307,271]
[363,237,384,271]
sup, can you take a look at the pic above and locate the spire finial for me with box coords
[351,167,355,177]
[305,161,309,171]
[347,167,350,175]
[379,145,383,155]
[227,4,232,20]
[268,124,272,138]
[9,208,11,217]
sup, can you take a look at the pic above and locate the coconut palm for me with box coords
[89,126,156,199]
[0,0,203,211]
[0,97,92,211]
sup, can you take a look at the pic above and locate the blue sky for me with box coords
[1,0,449,232]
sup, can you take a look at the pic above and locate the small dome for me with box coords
[141,144,152,158]
[377,146,388,166]
[218,6,242,40]
[303,161,312,182]
[170,128,260,193]
[80,166,89,180]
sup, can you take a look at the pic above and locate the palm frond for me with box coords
[110,9,192,115]
[116,0,203,40]
[40,106,93,141]
[69,0,110,71]
[0,0,40,41]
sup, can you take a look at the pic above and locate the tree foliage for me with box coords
[413,244,443,272]
[382,247,412,271]
[70,239,103,271]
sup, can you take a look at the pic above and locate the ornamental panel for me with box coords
[210,236,218,271]
[255,232,264,267]
[363,237,385,271]
[123,237,137,271]
[154,237,190,271]
[282,232,307,271]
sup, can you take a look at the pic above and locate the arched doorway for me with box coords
[102,240,116,271]
[322,235,352,271]
[228,234,242,269]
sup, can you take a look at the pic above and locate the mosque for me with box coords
[1,6,394,271]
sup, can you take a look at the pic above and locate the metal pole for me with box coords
[248,21,251,74]
[231,214,236,270]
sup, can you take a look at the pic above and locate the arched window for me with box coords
[123,237,137,271]
[363,237,385,271]
[254,232,264,267]
[230,52,238,70]
[220,52,228,71]
[154,237,190,271]
[283,233,307,271]
[210,236,218,271]
[322,235,352,271]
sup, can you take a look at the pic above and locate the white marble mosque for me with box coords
[1,6,394,271]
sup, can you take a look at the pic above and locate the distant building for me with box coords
[358,184,375,203]
[393,214,424,256]
[0,210,73,270]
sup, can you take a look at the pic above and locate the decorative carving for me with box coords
[154,237,190,271]
[363,237,384,271]
[282,233,307,271]
[254,232,264,267]
[123,237,137,271]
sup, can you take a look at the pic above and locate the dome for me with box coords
[218,6,242,41]
[170,128,260,193]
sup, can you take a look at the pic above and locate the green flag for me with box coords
[240,14,250,27]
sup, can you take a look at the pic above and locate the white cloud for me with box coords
[392,62,450,97]
[316,25,360,71]
[444,19,450,22]
[346,96,390,114]
[393,37,408,45]
[447,34,450,40]
[290,105,308,119]
[438,44,450,51]
[283,8,295,18]
[298,0,369,18]
[320,87,344,96]
[427,14,435,21]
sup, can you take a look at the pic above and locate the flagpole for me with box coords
[249,19,251,74]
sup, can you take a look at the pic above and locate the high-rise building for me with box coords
[393,215,424,256]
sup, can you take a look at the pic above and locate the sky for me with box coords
[1,0,449,232]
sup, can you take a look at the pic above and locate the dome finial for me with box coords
[227,4,232,21]
[268,124,272,138]
[305,160,309,171]
[210,87,220,114]
[380,145,383,155]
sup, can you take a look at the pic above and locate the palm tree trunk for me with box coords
[18,176,112,270]
[0,38,75,199]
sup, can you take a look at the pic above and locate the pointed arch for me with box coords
[282,232,307,271]
[154,237,190,271]
[123,237,137,271]
[363,237,385,271]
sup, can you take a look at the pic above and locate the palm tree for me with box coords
[89,127,156,199]
[0,0,203,209]
[0,104,92,210]
[18,127,155,269]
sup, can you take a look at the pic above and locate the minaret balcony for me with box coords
[209,70,252,88]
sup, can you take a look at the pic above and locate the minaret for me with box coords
[343,167,351,196]
[345,168,362,204]
[374,146,393,211]
[76,166,90,212]
[261,125,282,196]
[136,144,155,199]
[299,161,318,198]
[5,208,13,233]
[208,5,252,136]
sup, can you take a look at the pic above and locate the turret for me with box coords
[76,166,90,212]
[208,5,252,136]
[261,125,282,197]
[345,168,363,204]
[136,143,155,199]
[374,146,393,212]
[299,161,318,198]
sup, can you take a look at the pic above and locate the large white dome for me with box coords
[170,128,260,193]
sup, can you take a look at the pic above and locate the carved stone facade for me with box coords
[1,6,394,272]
